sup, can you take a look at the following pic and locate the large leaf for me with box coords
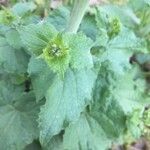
[100,5,140,28]
[112,69,148,113]
[92,65,126,137]
[96,27,146,75]
[94,5,148,116]
[5,28,22,50]
[0,81,41,150]
[39,68,96,146]
[94,63,148,114]
[0,36,29,73]
[63,114,111,150]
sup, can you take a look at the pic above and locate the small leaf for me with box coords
[20,23,57,55]
[28,57,55,101]
[44,134,63,150]
[80,14,98,40]
[68,32,94,70]
[46,6,70,31]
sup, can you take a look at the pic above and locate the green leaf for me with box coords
[20,23,57,55]
[126,109,143,139]
[101,49,131,75]
[94,62,148,114]
[24,141,42,150]
[129,0,150,11]
[144,0,150,5]
[113,70,148,113]
[97,28,146,75]
[108,28,144,51]
[80,14,98,40]
[0,8,16,25]
[21,22,94,75]
[100,5,140,27]
[92,66,126,137]
[0,36,29,73]
[95,6,146,75]
[68,32,94,70]
[39,68,96,146]
[126,108,150,141]
[46,6,70,31]
[28,57,55,101]
[41,33,71,77]
[63,114,111,150]
[27,31,95,100]
[90,102,126,138]
[5,28,22,49]
[0,73,27,85]
[12,2,36,17]
[44,134,63,150]
[0,25,10,36]
[39,32,94,76]
[0,81,41,150]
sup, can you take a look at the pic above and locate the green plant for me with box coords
[0,0,150,150]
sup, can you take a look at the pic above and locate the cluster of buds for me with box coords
[108,17,121,38]
[42,34,70,77]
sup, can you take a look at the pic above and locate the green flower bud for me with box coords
[142,108,150,139]
[0,8,15,25]
[108,17,121,38]
[127,108,150,140]
[143,108,150,126]
[42,34,70,77]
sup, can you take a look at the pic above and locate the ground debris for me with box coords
[112,139,150,150]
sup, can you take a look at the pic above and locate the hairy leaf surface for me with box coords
[39,68,96,146]
[0,81,41,150]
[20,23,57,55]
[0,36,29,73]
[28,57,55,101]
[63,114,111,150]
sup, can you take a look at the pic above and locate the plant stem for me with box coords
[65,0,90,33]
[44,0,50,17]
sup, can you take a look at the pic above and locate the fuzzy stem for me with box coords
[65,0,89,33]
